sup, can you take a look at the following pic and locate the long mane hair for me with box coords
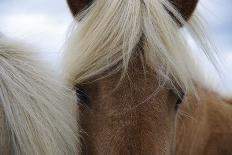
[0,38,80,154]
[63,0,219,95]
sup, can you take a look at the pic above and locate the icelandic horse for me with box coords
[64,0,232,154]
[0,37,80,154]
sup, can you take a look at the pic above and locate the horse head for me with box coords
[63,0,217,154]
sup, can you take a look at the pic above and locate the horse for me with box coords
[0,37,80,154]
[63,0,232,154]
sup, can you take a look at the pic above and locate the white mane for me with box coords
[0,38,80,154]
[63,0,219,95]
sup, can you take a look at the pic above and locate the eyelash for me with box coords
[75,86,90,106]
[174,90,185,109]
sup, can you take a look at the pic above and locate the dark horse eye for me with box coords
[75,85,90,106]
[174,90,185,110]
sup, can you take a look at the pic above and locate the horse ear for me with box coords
[67,0,93,16]
[169,0,199,21]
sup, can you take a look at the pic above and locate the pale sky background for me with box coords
[0,0,232,95]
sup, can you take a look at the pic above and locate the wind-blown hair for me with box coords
[63,0,218,95]
[0,38,80,154]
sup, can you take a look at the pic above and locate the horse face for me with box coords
[76,57,185,155]
[67,0,197,154]
[67,0,198,21]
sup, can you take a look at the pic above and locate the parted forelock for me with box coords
[67,0,198,21]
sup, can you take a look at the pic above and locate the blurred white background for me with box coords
[0,0,231,95]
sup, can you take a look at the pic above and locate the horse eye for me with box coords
[75,86,90,106]
[174,90,185,110]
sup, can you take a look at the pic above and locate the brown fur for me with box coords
[67,0,232,154]
[176,89,232,155]
[77,55,232,155]
[79,55,178,154]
